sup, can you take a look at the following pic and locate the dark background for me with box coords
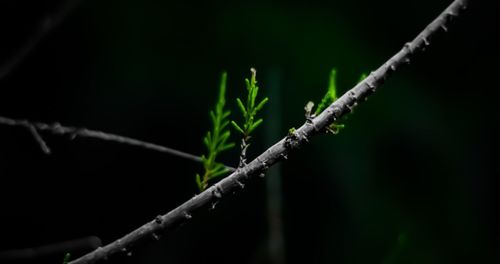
[0,0,498,263]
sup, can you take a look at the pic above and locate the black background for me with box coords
[0,0,498,263]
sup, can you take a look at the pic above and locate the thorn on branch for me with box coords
[154,215,163,224]
[212,185,223,198]
[423,37,430,46]
[152,233,161,241]
[235,179,245,189]
[183,212,192,220]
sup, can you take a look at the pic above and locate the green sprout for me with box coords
[309,68,367,134]
[231,68,268,167]
[315,69,338,116]
[63,253,71,264]
[196,72,235,191]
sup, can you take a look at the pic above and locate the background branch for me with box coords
[0,0,83,81]
[0,236,101,261]
[67,0,470,263]
[0,116,236,171]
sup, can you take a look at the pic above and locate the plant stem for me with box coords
[0,116,235,171]
[238,136,250,168]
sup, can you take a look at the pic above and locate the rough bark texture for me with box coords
[69,0,469,263]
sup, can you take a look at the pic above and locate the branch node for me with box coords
[285,128,300,149]
[304,101,315,119]
[403,42,413,54]
[154,215,163,225]
[212,186,223,199]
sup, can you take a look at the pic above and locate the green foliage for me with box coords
[315,69,338,116]
[311,69,367,134]
[62,253,71,264]
[196,72,235,191]
[231,68,269,139]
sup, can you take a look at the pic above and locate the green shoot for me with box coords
[315,69,338,116]
[310,69,367,134]
[63,253,71,264]
[231,68,268,167]
[196,72,235,191]
[358,72,368,83]
[231,68,269,140]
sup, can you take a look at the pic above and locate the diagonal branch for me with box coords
[0,116,236,171]
[65,0,469,263]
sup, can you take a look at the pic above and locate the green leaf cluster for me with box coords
[63,253,71,264]
[231,68,269,138]
[196,72,235,191]
[311,69,366,134]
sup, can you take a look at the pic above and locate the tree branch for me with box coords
[0,0,83,81]
[0,116,236,171]
[0,236,101,261]
[66,0,469,263]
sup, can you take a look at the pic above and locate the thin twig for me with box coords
[28,124,52,154]
[0,0,82,80]
[0,236,101,261]
[0,116,236,171]
[67,0,470,263]
[0,0,83,80]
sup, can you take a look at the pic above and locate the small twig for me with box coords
[67,1,470,263]
[0,236,101,261]
[28,124,51,154]
[0,116,236,171]
[0,0,83,80]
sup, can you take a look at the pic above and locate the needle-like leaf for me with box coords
[232,68,269,167]
[196,72,235,191]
